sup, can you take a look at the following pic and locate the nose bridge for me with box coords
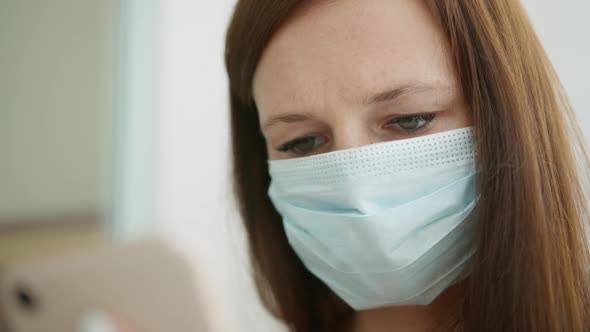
[331,116,374,151]
[324,84,374,152]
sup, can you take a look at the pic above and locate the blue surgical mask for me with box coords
[267,127,478,310]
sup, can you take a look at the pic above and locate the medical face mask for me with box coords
[267,127,478,310]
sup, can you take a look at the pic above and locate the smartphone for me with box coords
[0,238,236,332]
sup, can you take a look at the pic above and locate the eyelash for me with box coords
[384,113,436,133]
[276,112,437,155]
[277,135,322,154]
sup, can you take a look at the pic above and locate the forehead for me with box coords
[252,0,456,117]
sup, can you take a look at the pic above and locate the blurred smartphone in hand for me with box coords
[0,238,236,332]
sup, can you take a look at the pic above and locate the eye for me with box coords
[385,113,436,132]
[277,135,326,156]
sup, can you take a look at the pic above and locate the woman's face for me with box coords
[253,0,471,160]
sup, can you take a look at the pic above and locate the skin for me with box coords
[253,0,471,330]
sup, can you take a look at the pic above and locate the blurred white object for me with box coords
[79,311,116,332]
[0,237,236,332]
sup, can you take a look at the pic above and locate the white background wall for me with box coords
[156,1,288,329]
[521,0,590,137]
[114,0,286,330]
[156,0,284,329]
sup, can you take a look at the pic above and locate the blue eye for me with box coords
[385,113,435,132]
[278,136,325,155]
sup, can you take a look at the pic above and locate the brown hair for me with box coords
[225,1,590,331]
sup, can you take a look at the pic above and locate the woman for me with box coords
[225,0,590,331]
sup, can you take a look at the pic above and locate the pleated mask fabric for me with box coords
[268,127,478,309]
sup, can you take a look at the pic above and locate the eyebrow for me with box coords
[262,112,316,132]
[261,84,442,132]
[363,84,438,105]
